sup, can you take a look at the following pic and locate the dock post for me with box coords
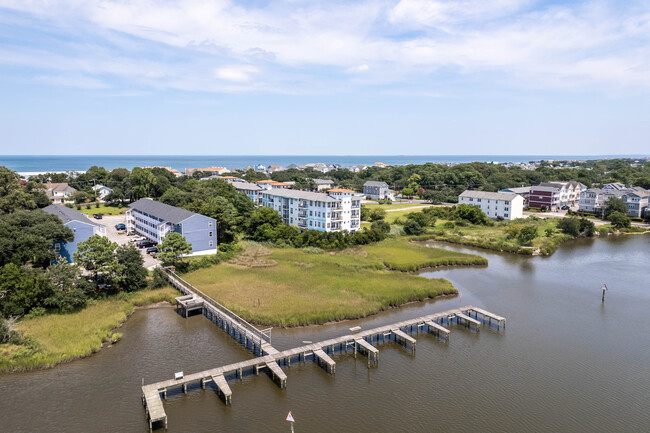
[201,378,205,389]
[182,383,187,394]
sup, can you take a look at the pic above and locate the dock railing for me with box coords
[163,267,271,344]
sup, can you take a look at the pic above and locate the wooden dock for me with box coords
[141,304,505,429]
[141,270,506,430]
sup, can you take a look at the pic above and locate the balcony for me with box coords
[298,212,307,218]
[331,206,343,211]
[331,214,343,221]
[298,202,307,208]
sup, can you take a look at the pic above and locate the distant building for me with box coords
[621,188,650,218]
[313,179,334,191]
[458,191,523,221]
[363,181,392,200]
[529,181,586,210]
[260,188,361,233]
[185,167,229,177]
[498,186,531,206]
[267,165,286,174]
[43,204,106,264]
[92,184,112,200]
[603,182,626,191]
[374,162,388,168]
[126,198,217,255]
[579,186,649,217]
[232,181,263,205]
[44,182,77,204]
[144,166,183,177]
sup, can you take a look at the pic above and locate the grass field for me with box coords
[413,218,574,255]
[0,287,177,372]
[182,239,485,326]
[78,204,126,215]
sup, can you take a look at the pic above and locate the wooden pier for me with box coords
[142,276,506,431]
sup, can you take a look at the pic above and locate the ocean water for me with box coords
[0,154,645,173]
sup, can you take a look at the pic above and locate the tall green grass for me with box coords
[0,287,177,372]
[182,238,483,326]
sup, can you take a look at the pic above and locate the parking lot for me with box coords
[100,214,160,269]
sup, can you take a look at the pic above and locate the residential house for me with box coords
[43,204,106,264]
[144,166,183,177]
[126,198,217,255]
[185,167,229,177]
[45,182,77,204]
[92,184,113,200]
[363,181,393,200]
[621,188,650,218]
[458,191,524,221]
[260,188,361,233]
[232,181,263,205]
[579,186,649,217]
[579,188,606,213]
[313,179,334,191]
[267,165,286,174]
[498,186,531,206]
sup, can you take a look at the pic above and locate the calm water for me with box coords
[1,235,649,432]
[1,154,645,173]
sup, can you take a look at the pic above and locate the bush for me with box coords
[557,218,581,237]
[403,219,424,235]
[517,226,538,246]
[371,220,391,233]
[609,211,631,229]
[368,208,386,222]
[150,268,169,289]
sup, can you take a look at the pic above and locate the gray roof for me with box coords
[459,190,518,201]
[232,181,263,191]
[364,180,389,187]
[499,186,531,194]
[530,185,560,192]
[42,204,103,227]
[313,178,334,185]
[262,189,340,202]
[129,198,197,224]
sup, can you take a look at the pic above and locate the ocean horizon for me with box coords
[1,154,647,173]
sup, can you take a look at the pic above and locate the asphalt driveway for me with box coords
[101,214,160,269]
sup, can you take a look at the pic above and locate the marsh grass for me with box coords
[0,287,177,372]
[183,238,485,326]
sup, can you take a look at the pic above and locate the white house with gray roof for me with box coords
[459,190,523,220]
[260,188,361,233]
[363,181,393,200]
[126,198,217,255]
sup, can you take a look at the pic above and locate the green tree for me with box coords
[115,243,148,292]
[73,235,118,282]
[0,263,53,317]
[557,218,581,237]
[0,210,74,268]
[43,259,88,313]
[131,167,156,200]
[198,196,238,243]
[401,187,415,197]
[246,207,283,235]
[604,197,628,219]
[158,232,192,266]
[71,190,89,204]
[406,209,436,227]
[371,220,391,233]
[454,204,488,225]
[368,207,386,221]
[517,226,538,245]
[608,211,630,229]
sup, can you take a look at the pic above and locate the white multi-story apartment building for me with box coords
[458,190,524,220]
[260,188,361,233]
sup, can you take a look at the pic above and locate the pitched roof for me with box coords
[530,185,561,192]
[459,190,518,201]
[499,186,531,194]
[328,188,355,193]
[45,182,76,193]
[364,180,388,187]
[42,204,103,227]
[128,198,197,224]
[262,189,339,202]
[232,181,263,191]
[313,178,334,185]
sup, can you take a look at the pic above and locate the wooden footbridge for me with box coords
[143,269,505,431]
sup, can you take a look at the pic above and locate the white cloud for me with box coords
[213,65,259,82]
[0,0,649,93]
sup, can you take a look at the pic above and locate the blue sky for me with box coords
[1,0,649,155]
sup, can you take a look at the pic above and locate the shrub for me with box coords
[302,247,324,254]
[368,208,386,222]
[609,211,631,229]
[371,220,391,233]
[517,226,538,246]
[403,219,424,235]
[150,268,169,289]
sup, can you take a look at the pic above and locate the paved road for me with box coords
[101,214,159,269]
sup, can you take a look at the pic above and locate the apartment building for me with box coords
[126,198,217,255]
[529,181,586,210]
[232,181,263,205]
[43,204,106,264]
[458,190,524,221]
[363,181,393,200]
[260,188,361,233]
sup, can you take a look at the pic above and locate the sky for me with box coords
[0,0,649,156]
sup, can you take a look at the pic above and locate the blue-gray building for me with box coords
[43,204,106,264]
[126,198,217,256]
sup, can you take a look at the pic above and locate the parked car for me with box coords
[131,236,145,243]
[137,240,156,249]
[115,223,126,231]
[146,246,158,254]
[561,205,570,210]
[93,213,103,219]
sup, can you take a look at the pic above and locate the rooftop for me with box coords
[43,204,103,227]
[364,180,389,187]
[128,198,198,224]
[328,188,355,193]
[262,189,340,202]
[232,181,263,191]
[459,190,518,201]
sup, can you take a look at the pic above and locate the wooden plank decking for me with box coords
[455,312,482,328]
[425,321,450,336]
[392,329,416,348]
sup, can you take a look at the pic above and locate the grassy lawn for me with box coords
[367,203,433,210]
[411,218,573,255]
[77,204,126,215]
[182,238,485,326]
[0,287,177,372]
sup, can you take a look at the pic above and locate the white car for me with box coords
[130,236,146,242]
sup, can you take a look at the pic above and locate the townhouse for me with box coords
[363,181,393,200]
[458,190,524,221]
[260,188,361,233]
[126,198,217,255]
[529,181,586,210]
[579,186,649,217]
[43,204,106,264]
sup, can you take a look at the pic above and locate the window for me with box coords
[209,231,213,237]
[54,243,60,251]
[209,241,213,247]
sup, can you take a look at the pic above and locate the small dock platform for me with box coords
[212,374,232,404]
[455,312,482,329]
[142,390,166,431]
[468,306,506,328]
[265,361,287,388]
[355,338,379,363]
[425,321,450,339]
[313,348,336,374]
[392,329,416,349]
